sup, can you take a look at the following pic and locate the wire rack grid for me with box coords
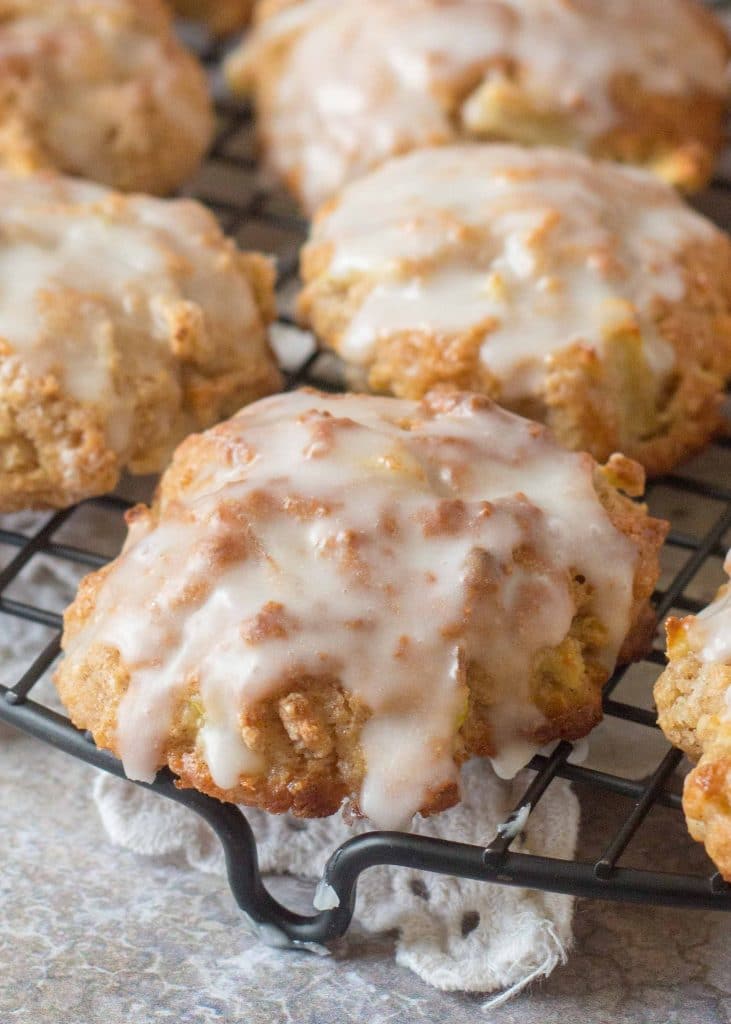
[4,23,731,951]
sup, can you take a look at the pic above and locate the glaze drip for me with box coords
[304,146,721,398]
[61,390,640,827]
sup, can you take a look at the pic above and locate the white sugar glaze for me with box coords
[309,146,721,397]
[62,390,640,828]
[684,552,731,667]
[0,171,264,454]
[239,0,729,209]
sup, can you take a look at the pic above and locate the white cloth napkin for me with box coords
[93,762,578,1002]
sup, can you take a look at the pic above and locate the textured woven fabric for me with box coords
[93,762,578,1000]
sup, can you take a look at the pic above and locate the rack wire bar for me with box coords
[4,16,731,947]
[594,748,684,880]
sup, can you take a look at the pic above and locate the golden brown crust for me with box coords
[655,647,731,880]
[595,463,669,664]
[0,0,214,194]
[55,396,666,820]
[600,0,730,192]
[172,0,253,35]
[0,355,282,513]
[597,75,728,193]
[467,62,730,194]
[537,238,731,474]
[0,347,119,511]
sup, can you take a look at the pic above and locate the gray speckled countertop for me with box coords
[2,726,731,1024]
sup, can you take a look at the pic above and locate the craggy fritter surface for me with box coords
[299,145,731,477]
[172,0,253,35]
[656,588,731,882]
[0,170,281,511]
[227,0,730,212]
[0,0,214,193]
[55,389,667,825]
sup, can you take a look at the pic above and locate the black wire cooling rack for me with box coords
[4,18,731,951]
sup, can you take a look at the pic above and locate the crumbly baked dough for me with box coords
[0,0,214,193]
[172,0,253,35]
[55,389,667,827]
[227,0,730,212]
[299,145,731,476]
[0,170,281,512]
[656,566,731,881]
